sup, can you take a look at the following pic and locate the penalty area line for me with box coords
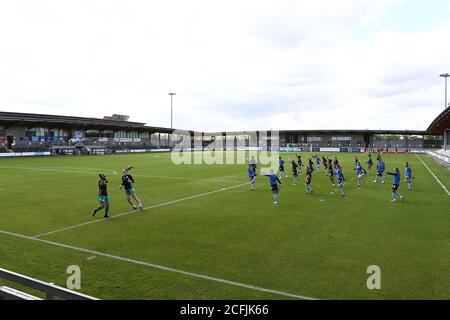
[0,230,317,300]
[33,182,250,238]
[415,154,450,196]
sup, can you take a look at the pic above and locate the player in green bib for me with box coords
[120,166,143,211]
[92,173,110,218]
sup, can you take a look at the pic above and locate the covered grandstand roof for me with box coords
[427,106,450,135]
[0,111,175,133]
[206,129,428,135]
[0,110,440,136]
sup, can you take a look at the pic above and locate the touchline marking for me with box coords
[0,230,317,300]
[415,154,450,196]
[33,182,250,238]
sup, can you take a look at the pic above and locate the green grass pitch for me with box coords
[0,152,449,299]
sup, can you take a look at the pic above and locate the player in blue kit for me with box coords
[249,156,257,173]
[308,157,315,173]
[373,157,386,183]
[289,158,299,185]
[336,165,346,198]
[264,170,283,205]
[404,162,413,191]
[327,159,336,188]
[365,154,374,176]
[305,167,313,194]
[313,155,321,172]
[333,156,339,170]
[296,154,303,173]
[354,161,367,189]
[248,163,256,191]
[279,157,287,178]
[328,158,333,170]
[386,168,404,201]
[322,155,328,171]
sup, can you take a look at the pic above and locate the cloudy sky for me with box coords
[0,0,449,132]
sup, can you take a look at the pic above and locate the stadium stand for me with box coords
[427,106,450,150]
[12,141,50,153]
[0,111,183,156]
[0,110,448,157]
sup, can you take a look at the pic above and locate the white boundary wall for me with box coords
[0,152,51,158]
[426,150,450,164]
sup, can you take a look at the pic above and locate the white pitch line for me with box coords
[415,154,450,196]
[134,173,243,184]
[33,182,250,238]
[0,230,317,300]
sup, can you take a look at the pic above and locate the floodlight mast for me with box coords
[168,92,176,129]
[440,73,450,109]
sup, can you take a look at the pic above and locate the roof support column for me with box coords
[445,129,449,150]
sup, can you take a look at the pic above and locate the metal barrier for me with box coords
[0,286,42,300]
[0,268,98,300]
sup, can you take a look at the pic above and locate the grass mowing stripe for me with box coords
[0,230,318,300]
[415,154,450,196]
[0,166,243,184]
[33,182,250,238]
[0,166,117,176]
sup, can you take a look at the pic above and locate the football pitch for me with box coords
[0,152,449,300]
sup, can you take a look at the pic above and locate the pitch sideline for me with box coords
[0,230,317,300]
[415,154,450,196]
